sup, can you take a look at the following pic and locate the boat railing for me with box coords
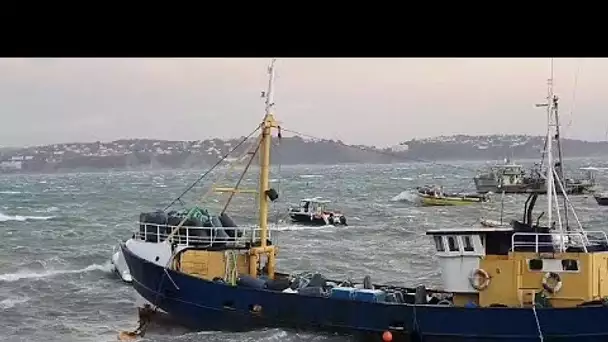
[134,221,272,247]
[511,231,608,253]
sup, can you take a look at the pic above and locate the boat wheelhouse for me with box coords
[427,215,608,308]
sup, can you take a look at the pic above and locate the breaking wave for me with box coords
[0,263,112,282]
[0,212,55,222]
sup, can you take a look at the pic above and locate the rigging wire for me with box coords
[197,134,262,206]
[220,137,262,214]
[562,58,582,138]
[162,126,261,211]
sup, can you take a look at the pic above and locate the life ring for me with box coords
[542,272,562,294]
[469,268,491,291]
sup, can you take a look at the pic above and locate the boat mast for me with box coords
[259,58,276,243]
[552,93,570,230]
[250,58,278,279]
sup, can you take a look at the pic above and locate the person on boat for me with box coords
[303,201,310,213]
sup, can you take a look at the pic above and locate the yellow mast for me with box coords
[248,58,278,279]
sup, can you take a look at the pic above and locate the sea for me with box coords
[1,158,607,342]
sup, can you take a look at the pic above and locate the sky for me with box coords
[0,58,606,148]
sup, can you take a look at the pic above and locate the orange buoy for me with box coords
[382,330,393,342]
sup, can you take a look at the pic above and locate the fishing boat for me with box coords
[119,59,441,341]
[414,66,608,341]
[473,143,596,195]
[473,158,530,193]
[288,197,348,226]
[417,185,488,206]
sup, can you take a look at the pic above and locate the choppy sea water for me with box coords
[1,158,607,342]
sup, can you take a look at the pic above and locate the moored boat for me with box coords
[473,159,596,195]
[412,66,608,341]
[417,185,488,206]
[473,158,531,194]
[120,59,439,341]
[288,197,347,226]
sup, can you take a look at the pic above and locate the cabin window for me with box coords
[562,259,579,271]
[447,236,459,252]
[434,236,445,252]
[529,259,543,271]
[463,236,474,252]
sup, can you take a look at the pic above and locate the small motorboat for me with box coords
[417,185,488,206]
[288,197,347,226]
[595,193,608,206]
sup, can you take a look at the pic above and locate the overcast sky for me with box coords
[0,58,606,148]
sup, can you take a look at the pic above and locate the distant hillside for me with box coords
[0,136,401,173]
[398,134,608,161]
[1,134,606,174]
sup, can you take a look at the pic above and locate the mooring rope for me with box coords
[532,305,544,342]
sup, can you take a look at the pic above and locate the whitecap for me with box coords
[0,263,111,282]
[0,296,29,309]
[299,174,323,179]
[390,190,418,203]
[0,212,55,222]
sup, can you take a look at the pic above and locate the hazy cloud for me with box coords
[0,58,605,147]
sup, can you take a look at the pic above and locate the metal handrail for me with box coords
[135,221,273,246]
[511,231,608,253]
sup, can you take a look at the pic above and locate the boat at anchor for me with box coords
[416,185,488,206]
[413,65,608,341]
[288,197,348,226]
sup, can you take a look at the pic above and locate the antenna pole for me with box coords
[545,60,555,232]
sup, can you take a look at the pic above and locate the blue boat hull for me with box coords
[122,244,608,341]
[121,243,413,339]
[413,304,608,341]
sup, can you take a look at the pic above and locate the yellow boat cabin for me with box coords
[426,195,608,309]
